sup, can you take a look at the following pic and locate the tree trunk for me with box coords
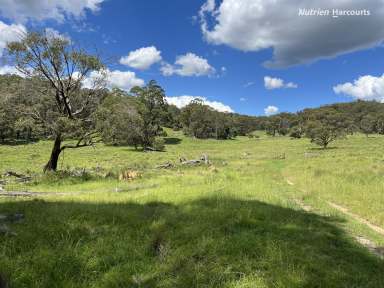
[44,134,62,172]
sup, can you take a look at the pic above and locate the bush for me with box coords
[289,127,304,139]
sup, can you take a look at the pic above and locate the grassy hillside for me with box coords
[1,130,384,287]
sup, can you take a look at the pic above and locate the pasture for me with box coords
[1,131,384,287]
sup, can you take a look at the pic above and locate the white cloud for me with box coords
[199,0,384,68]
[166,95,233,113]
[44,28,71,42]
[0,21,26,56]
[243,81,254,88]
[333,74,384,102]
[264,105,279,116]
[161,53,215,77]
[0,0,104,23]
[120,46,162,70]
[264,76,298,90]
[240,97,246,102]
[84,69,144,91]
[285,82,298,89]
[0,65,22,76]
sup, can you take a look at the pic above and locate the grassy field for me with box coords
[1,130,384,287]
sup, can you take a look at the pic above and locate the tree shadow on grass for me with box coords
[164,137,182,145]
[0,197,383,287]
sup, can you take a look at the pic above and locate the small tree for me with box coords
[305,121,343,149]
[289,125,305,139]
[6,31,106,172]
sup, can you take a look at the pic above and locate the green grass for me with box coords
[1,131,384,287]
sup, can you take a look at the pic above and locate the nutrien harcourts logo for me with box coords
[298,8,371,18]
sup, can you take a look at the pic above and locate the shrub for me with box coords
[290,127,304,139]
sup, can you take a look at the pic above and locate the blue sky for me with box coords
[1,0,384,116]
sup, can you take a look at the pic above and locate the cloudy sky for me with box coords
[1,0,384,115]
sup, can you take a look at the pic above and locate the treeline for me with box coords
[264,100,384,137]
[2,73,384,149]
[0,74,256,146]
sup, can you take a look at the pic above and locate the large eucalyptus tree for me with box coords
[6,31,106,172]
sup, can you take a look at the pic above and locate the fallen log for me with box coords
[180,159,201,165]
[155,162,174,169]
[3,171,32,182]
[180,154,211,166]
[4,171,26,178]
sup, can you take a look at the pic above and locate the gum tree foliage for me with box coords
[6,31,106,172]
[265,115,291,137]
[162,104,182,130]
[360,115,376,137]
[130,80,167,149]
[95,88,144,148]
[180,99,235,139]
[95,82,169,151]
[0,75,41,142]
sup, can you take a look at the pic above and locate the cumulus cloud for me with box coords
[0,65,22,76]
[166,95,233,112]
[264,105,279,116]
[199,0,384,68]
[0,21,26,56]
[84,69,144,91]
[44,28,71,42]
[264,76,298,90]
[120,46,162,70]
[333,74,384,102]
[0,0,104,23]
[161,53,215,77]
